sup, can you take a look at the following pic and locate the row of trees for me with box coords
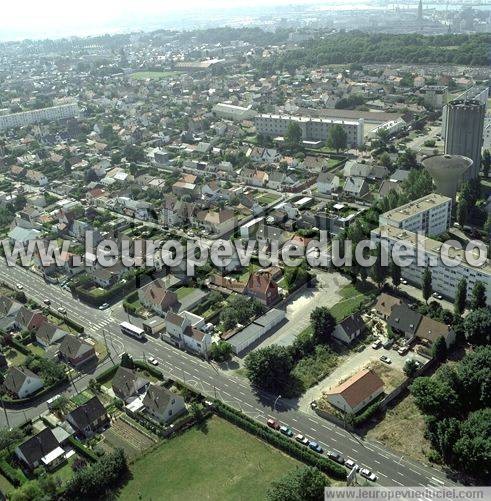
[410,347,491,479]
[285,122,348,153]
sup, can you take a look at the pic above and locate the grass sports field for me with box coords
[131,71,182,80]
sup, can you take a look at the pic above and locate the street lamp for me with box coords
[273,394,282,412]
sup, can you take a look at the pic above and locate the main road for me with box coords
[0,260,457,490]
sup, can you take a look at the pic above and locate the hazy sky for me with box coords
[1,0,343,41]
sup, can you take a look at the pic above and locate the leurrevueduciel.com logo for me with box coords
[324,486,489,500]
[1,230,487,276]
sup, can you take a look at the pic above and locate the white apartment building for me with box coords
[254,114,364,148]
[369,118,406,139]
[378,193,452,237]
[0,102,79,131]
[371,225,491,306]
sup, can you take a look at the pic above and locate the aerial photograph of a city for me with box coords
[0,0,489,499]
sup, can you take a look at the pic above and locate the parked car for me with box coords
[310,401,318,410]
[382,339,394,349]
[309,442,323,454]
[57,307,67,314]
[371,340,382,349]
[295,434,309,446]
[380,355,392,364]
[345,459,359,471]
[267,418,280,430]
[43,299,51,305]
[328,451,345,465]
[16,284,23,290]
[360,468,377,482]
[401,279,408,285]
[279,425,293,437]
[98,303,109,310]
[397,346,409,355]
[148,357,158,366]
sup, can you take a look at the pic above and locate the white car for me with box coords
[57,307,67,314]
[16,284,23,290]
[360,468,377,482]
[148,357,158,366]
[401,279,408,285]
[345,459,359,471]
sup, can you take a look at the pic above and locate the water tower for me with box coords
[422,154,472,201]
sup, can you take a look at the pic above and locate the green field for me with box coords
[330,283,374,322]
[131,71,182,80]
[117,416,301,500]
[176,287,195,300]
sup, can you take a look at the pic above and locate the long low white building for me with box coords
[213,103,256,121]
[254,114,364,148]
[0,102,79,131]
[371,225,491,306]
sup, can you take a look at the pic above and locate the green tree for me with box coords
[244,345,293,393]
[210,341,233,362]
[432,336,448,362]
[422,268,432,304]
[456,198,468,228]
[463,308,491,345]
[50,395,70,415]
[454,278,467,316]
[327,124,348,152]
[379,151,392,169]
[267,466,330,501]
[0,428,24,453]
[120,352,135,369]
[397,149,418,170]
[470,281,487,310]
[390,260,401,288]
[370,243,388,289]
[310,307,336,344]
[403,359,418,378]
[482,149,490,178]
[410,376,459,419]
[285,122,302,151]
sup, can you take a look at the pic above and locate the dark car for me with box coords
[267,418,280,430]
[328,451,345,465]
[309,442,323,454]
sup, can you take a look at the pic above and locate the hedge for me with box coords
[352,398,383,427]
[95,364,120,384]
[134,360,164,380]
[214,401,346,480]
[7,337,31,356]
[0,456,27,487]
[67,436,98,462]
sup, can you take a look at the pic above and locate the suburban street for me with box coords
[0,260,458,489]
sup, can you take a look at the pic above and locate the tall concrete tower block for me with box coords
[417,0,423,21]
[443,99,485,179]
[422,154,472,201]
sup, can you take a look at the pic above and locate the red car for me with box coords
[267,418,280,430]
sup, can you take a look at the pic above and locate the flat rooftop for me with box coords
[372,225,491,274]
[256,114,361,126]
[380,193,451,223]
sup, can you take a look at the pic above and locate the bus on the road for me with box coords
[120,321,145,340]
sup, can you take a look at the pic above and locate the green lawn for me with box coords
[176,287,195,300]
[131,71,182,80]
[257,193,281,205]
[117,416,301,501]
[330,283,374,322]
[0,473,15,497]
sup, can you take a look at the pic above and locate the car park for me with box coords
[380,355,391,364]
[308,442,323,454]
[295,434,309,446]
[371,340,382,349]
[344,459,359,471]
[267,418,280,430]
[360,468,377,482]
[148,357,158,366]
[328,451,345,465]
[279,425,293,437]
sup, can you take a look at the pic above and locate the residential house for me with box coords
[343,177,369,198]
[14,307,47,333]
[138,279,180,316]
[256,225,287,246]
[112,366,149,403]
[374,293,403,319]
[66,396,109,438]
[196,209,236,235]
[142,384,186,424]
[332,314,365,345]
[317,172,340,194]
[15,428,64,471]
[36,322,68,348]
[244,271,279,306]
[25,169,48,186]
[164,312,211,357]
[386,304,422,339]
[414,316,456,349]
[4,366,43,398]
[0,296,22,318]
[324,369,384,414]
[343,161,372,178]
[8,226,41,246]
[58,335,97,368]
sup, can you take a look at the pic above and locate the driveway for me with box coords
[255,271,350,349]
